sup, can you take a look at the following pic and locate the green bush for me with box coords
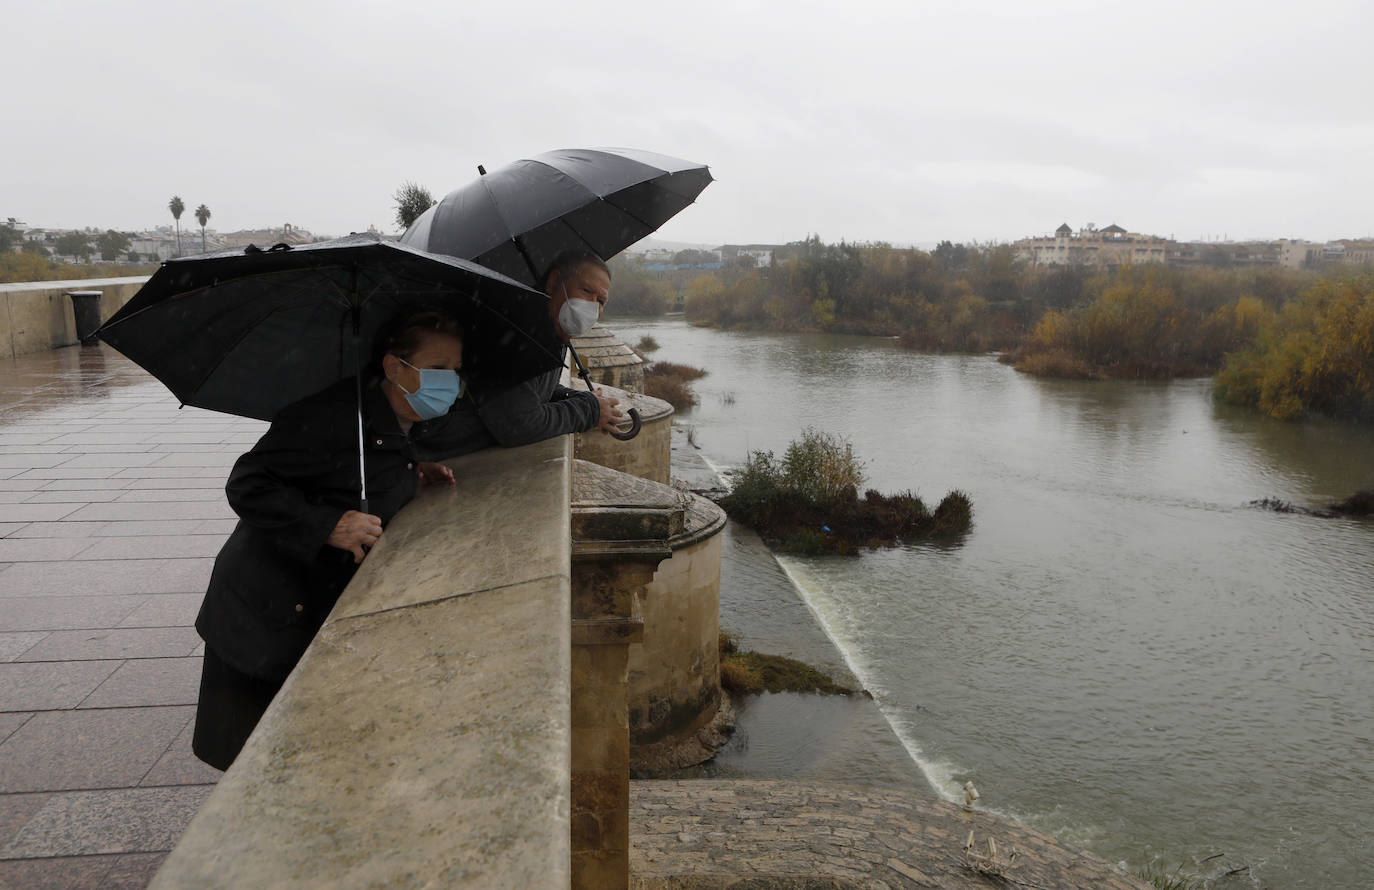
[720,430,970,554]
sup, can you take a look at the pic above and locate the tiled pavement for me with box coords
[0,345,262,890]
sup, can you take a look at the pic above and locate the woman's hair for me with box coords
[541,249,611,290]
[371,308,464,372]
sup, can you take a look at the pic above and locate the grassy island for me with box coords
[717,429,972,555]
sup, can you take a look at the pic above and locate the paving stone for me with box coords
[0,712,32,744]
[62,502,234,522]
[5,521,112,539]
[75,537,224,562]
[114,489,226,502]
[141,720,223,787]
[115,595,204,629]
[104,852,170,889]
[0,853,116,890]
[0,786,213,857]
[0,560,189,598]
[0,538,96,562]
[0,707,194,793]
[0,503,83,522]
[0,632,48,661]
[16,627,200,662]
[0,660,121,711]
[0,595,145,632]
[21,490,124,503]
[79,658,201,708]
[0,791,50,848]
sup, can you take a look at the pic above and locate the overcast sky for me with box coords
[5,0,1371,246]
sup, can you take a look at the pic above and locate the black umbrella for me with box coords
[401,147,713,438]
[96,232,563,509]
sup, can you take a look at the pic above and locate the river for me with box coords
[611,317,1374,890]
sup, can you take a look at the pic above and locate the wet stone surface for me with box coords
[0,345,234,887]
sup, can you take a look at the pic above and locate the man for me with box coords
[413,250,626,457]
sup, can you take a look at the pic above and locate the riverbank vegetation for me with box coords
[718,428,972,554]
[608,240,1374,422]
[718,633,854,696]
[1213,274,1374,421]
[1,250,158,284]
[643,360,707,410]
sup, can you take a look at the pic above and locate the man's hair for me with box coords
[542,249,611,290]
[372,308,464,372]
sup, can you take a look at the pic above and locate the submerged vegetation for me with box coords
[719,428,972,555]
[643,360,707,410]
[718,633,854,696]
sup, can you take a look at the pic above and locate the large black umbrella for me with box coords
[96,232,563,508]
[401,147,712,438]
[400,147,713,289]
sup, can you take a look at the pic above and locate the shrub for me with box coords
[719,430,971,554]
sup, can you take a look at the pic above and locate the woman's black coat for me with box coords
[196,378,419,683]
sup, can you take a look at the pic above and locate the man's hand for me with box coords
[326,510,383,564]
[594,388,626,435]
[416,461,455,486]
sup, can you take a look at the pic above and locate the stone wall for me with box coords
[0,277,148,360]
[573,383,674,484]
[149,439,574,889]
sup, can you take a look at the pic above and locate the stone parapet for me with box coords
[572,381,674,484]
[0,277,149,359]
[149,438,574,889]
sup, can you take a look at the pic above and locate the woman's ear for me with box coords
[380,352,401,382]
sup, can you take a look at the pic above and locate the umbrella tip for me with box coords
[478,164,487,175]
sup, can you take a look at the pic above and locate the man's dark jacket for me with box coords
[414,354,599,460]
[196,378,419,683]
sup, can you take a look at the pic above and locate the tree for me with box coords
[22,241,50,257]
[393,181,435,230]
[168,195,185,256]
[56,232,94,262]
[195,204,211,252]
[96,230,131,262]
[0,224,18,252]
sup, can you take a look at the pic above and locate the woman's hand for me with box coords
[327,510,383,563]
[416,461,455,486]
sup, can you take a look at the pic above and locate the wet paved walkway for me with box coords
[0,345,260,889]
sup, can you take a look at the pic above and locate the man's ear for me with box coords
[544,270,562,298]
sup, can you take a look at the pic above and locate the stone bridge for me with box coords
[0,279,1149,889]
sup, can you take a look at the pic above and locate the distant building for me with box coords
[1015,223,1171,267]
[715,244,776,268]
[219,223,317,250]
[1278,239,1323,270]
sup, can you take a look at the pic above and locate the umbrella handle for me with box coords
[610,407,642,441]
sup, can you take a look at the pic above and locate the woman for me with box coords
[192,308,465,770]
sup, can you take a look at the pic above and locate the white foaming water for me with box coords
[772,555,968,805]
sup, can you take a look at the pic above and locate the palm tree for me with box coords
[168,196,185,256]
[195,204,211,253]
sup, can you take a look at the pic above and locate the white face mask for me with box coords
[558,287,600,338]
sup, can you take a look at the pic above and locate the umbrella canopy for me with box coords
[401,147,712,288]
[97,233,563,422]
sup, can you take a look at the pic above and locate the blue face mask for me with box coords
[396,357,462,420]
